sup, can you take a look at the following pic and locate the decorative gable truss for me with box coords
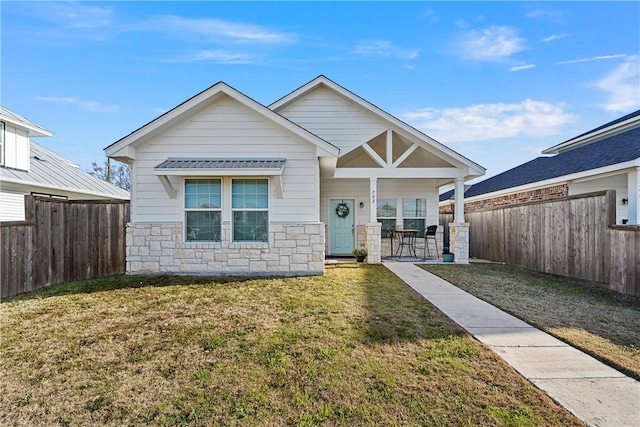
[334,129,466,181]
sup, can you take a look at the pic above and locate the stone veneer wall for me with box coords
[440,184,569,214]
[364,222,382,263]
[449,222,469,264]
[126,222,325,276]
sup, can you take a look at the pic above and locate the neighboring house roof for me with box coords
[1,141,130,199]
[269,75,485,179]
[440,113,640,202]
[543,109,640,154]
[105,81,339,162]
[0,106,53,137]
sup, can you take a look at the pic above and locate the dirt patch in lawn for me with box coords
[420,263,640,380]
[1,265,582,426]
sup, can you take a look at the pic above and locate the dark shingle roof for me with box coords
[560,109,640,144]
[440,125,640,201]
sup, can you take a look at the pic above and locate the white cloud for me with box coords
[557,54,626,65]
[353,40,419,60]
[509,64,536,72]
[36,2,112,29]
[400,100,575,143]
[541,33,570,43]
[36,97,118,113]
[596,55,640,112]
[169,50,257,64]
[526,8,564,23]
[454,25,526,61]
[135,15,297,44]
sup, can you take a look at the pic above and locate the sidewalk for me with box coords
[384,261,640,427]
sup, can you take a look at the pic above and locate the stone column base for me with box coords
[365,222,382,263]
[449,222,470,264]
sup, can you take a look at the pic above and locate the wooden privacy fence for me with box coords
[440,190,640,297]
[1,196,130,299]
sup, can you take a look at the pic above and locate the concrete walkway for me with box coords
[384,261,640,427]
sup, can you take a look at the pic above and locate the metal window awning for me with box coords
[153,158,286,199]
[154,158,286,175]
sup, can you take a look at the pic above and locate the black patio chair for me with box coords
[422,225,438,258]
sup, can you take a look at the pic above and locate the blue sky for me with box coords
[3,1,639,183]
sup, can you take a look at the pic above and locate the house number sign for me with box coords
[371,189,376,205]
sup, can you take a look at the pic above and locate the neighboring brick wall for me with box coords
[126,222,325,276]
[440,184,569,214]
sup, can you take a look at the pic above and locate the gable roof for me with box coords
[441,122,640,202]
[1,141,130,199]
[105,82,339,161]
[0,106,53,137]
[269,75,485,179]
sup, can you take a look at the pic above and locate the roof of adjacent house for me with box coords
[1,141,130,199]
[559,109,640,145]
[0,106,53,137]
[440,121,640,202]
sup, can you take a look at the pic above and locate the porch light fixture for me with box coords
[622,198,628,205]
[359,202,364,208]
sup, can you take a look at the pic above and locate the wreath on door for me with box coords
[335,202,350,218]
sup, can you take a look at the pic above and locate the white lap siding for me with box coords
[132,94,320,224]
[276,86,386,153]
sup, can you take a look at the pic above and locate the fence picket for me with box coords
[440,190,639,297]
[1,196,130,299]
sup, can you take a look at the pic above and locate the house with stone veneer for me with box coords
[105,76,484,276]
[440,109,640,225]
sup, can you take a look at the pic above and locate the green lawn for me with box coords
[421,263,640,380]
[0,265,582,426]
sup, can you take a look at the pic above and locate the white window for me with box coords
[0,122,4,166]
[185,179,222,241]
[377,198,397,237]
[232,178,269,242]
[403,198,427,236]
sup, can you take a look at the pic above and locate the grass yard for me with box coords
[421,263,640,380]
[0,265,582,426]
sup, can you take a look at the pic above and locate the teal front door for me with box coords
[329,199,355,255]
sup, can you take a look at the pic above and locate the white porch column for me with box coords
[450,177,470,264]
[454,177,465,222]
[366,178,382,263]
[628,167,640,225]
[370,178,378,223]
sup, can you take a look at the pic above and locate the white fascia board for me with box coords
[543,118,640,154]
[270,76,485,176]
[333,167,462,179]
[461,159,640,204]
[0,117,53,137]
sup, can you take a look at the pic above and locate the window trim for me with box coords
[231,177,270,243]
[184,178,223,242]
[376,198,397,238]
[402,198,427,236]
